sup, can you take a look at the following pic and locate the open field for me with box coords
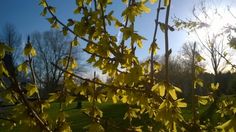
[0,94,235,131]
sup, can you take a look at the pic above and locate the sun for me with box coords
[194,6,235,38]
[208,10,235,35]
[187,4,236,73]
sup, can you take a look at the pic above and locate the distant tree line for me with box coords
[0,23,86,98]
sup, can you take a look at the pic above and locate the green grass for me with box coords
[1,95,236,131]
[0,102,130,131]
[61,102,130,131]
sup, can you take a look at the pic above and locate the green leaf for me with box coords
[17,61,28,73]
[196,54,205,62]
[48,6,56,14]
[48,93,60,102]
[164,0,170,6]
[115,20,123,28]
[4,93,16,104]
[71,37,79,46]
[70,57,78,69]
[26,83,38,97]
[122,0,128,4]
[211,82,219,91]
[0,61,9,77]
[62,27,68,36]
[176,99,187,107]
[149,42,159,55]
[67,19,74,26]
[39,0,47,7]
[0,81,5,89]
[120,27,133,40]
[159,23,166,32]
[97,94,107,103]
[159,84,165,97]
[41,8,47,16]
[140,3,151,13]
[59,122,72,132]
[159,100,167,110]
[65,95,76,106]
[198,96,210,105]
[216,117,236,131]
[51,21,60,29]
[169,88,177,100]
[150,0,157,4]
[87,55,96,63]
[151,83,165,97]
[87,123,104,132]
[112,95,118,103]
[121,95,128,103]
[195,65,205,74]
[24,43,37,57]
[0,43,13,59]
[136,39,143,48]
[41,101,50,112]
[173,86,182,93]
[47,17,55,24]
[133,126,143,132]
[194,79,203,88]
[74,7,81,14]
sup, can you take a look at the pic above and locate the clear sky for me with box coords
[0,0,235,61]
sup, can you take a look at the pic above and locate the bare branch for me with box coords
[150,0,162,84]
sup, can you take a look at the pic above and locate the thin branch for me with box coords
[51,62,163,100]
[58,35,74,110]
[11,75,51,131]
[164,0,172,83]
[26,36,41,101]
[94,0,97,11]
[100,2,107,33]
[83,49,116,61]
[227,6,236,19]
[28,56,41,101]
[44,1,97,45]
[44,1,123,64]
[191,42,197,125]
[150,0,162,84]
[120,0,132,54]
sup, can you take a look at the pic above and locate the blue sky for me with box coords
[0,0,234,61]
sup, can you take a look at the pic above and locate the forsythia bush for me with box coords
[0,0,236,131]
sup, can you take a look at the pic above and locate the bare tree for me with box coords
[175,0,231,81]
[181,42,198,73]
[0,23,22,65]
[181,42,200,126]
[31,30,85,94]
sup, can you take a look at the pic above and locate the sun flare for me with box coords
[188,4,236,73]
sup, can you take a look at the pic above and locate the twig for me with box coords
[100,2,107,33]
[194,29,236,70]
[44,1,97,45]
[51,62,163,100]
[164,0,172,83]
[44,1,118,57]
[120,0,132,54]
[11,76,51,131]
[94,0,97,11]
[59,34,74,110]
[150,0,162,85]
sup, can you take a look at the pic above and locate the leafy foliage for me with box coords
[0,0,236,131]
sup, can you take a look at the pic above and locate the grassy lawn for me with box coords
[0,102,131,131]
[1,95,235,131]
